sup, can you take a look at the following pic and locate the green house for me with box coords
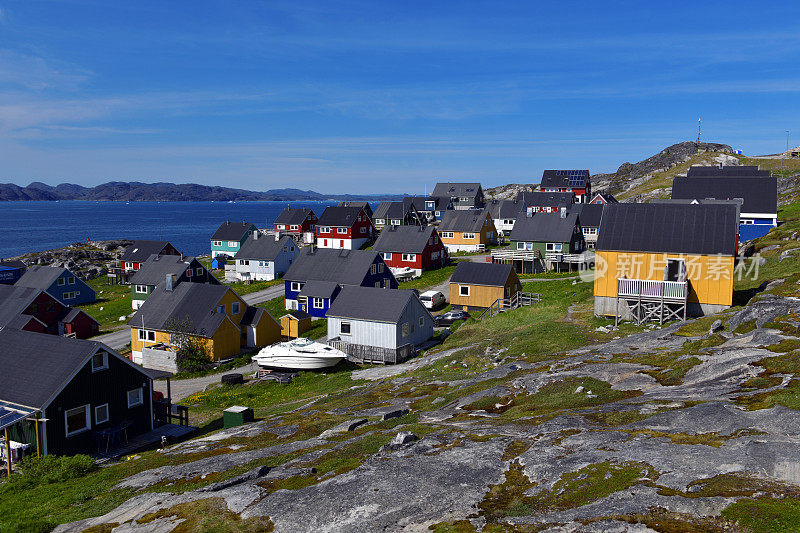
[211,221,258,259]
[499,210,585,273]
[129,254,219,309]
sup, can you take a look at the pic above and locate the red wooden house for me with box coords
[273,207,318,235]
[316,206,375,250]
[539,170,591,203]
[0,285,99,339]
[117,240,180,283]
[372,225,447,277]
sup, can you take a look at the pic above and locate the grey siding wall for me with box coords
[328,317,398,349]
[395,298,433,347]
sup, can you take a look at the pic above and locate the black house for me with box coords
[0,330,154,456]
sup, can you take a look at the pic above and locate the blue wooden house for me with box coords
[0,260,26,285]
[211,221,258,258]
[283,248,398,318]
[15,265,96,306]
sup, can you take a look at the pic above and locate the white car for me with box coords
[419,290,446,309]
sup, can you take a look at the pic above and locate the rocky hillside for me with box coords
[6,239,133,279]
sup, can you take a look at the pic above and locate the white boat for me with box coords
[252,337,346,370]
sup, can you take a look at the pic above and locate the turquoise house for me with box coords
[211,221,258,258]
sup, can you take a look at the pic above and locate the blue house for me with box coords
[0,260,26,285]
[15,265,96,306]
[283,248,398,318]
[211,221,258,258]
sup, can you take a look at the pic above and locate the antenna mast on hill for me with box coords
[696,117,701,145]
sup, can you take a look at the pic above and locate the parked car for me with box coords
[420,290,446,309]
[434,310,470,326]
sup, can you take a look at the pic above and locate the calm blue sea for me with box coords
[0,200,346,259]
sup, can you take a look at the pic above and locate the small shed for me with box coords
[211,256,228,269]
[281,310,312,339]
[223,406,254,428]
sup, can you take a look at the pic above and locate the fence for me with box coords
[328,339,415,365]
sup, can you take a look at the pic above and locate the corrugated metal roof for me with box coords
[129,254,198,286]
[517,191,574,207]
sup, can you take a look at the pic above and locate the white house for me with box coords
[231,234,299,282]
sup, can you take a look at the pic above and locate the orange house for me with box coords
[438,209,497,253]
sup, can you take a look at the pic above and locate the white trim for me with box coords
[91,351,109,372]
[94,403,109,425]
[64,404,91,437]
[127,388,144,408]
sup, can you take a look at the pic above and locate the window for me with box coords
[239,260,249,266]
[217,304,226,314]
[340,321,351,334]
[402,323,410,337]
[291,282,303,292]
[360,227,367,234]
[313,297,324,309]
[402,253,416,261]
[228,241,238,247]
[213,240,222,246]
[91,352,108,372]
[459,285,470,297]
[431,251,439,260]
[196,268,203,276]
[63,291,74,300]
[318,226,330,233]
[57,277,65,286]
[375,219,385,225]
[370,265,377,275]
[127,388,143,408]
[441,232,454,239]
[232,302,241,314]
[65,405,90,437]
[68,277,75,284]
[390,219,401,225]
[138,329,156,342]
[375,282,381,288]
[378,263,384,273]
[435,211,441,216]
[426,202,435,209]
[546,243,562,252]
[95,404,109,425]
[419,316,424,327]
[135,285,148,293]
[383,252,392,260]
[337,227,347,234]
[463,233,475,240]
[290,224,299,230]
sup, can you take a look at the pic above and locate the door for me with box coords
[664,259,686,282]
[246,326,256,347]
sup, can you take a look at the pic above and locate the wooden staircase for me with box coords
[478,291,542,320]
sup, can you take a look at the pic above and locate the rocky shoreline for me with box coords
[5,239,134,280]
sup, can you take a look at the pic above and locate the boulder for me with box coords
[382,408,410,421]
[221,373,244,386]
[709,319,724,334]
[390,432,418,446]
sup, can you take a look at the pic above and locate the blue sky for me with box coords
[1,1,799,194]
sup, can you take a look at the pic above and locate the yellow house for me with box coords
[594,202,739,323]
[450,261,522,311]
[439,209,497,253]
[129,283,280,363]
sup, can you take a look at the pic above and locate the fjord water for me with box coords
[0,200,339,259]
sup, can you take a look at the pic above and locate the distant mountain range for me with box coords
[0,181,406,202]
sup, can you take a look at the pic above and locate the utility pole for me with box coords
[697,117,701,145]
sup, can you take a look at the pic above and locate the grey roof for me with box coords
[569,203,604,227]
[540,170,590,188]
[671,176,777,214]
[235,235,294,261]
[240,306,266,327]
[211,221,256,241]
[274,208,315,226]
[16,265,72,290]
[509,212,580,242]
[284,248,388,285]
[327,287,423,323]
[0,285,48,329]
[432,182,482,199]
[335,201,373,217]
[405,196,437,211]
[687,165,769,177]
[299,280,340,299]
[282,309,311,320]
[0,329,105,409]
[596,203,738,256]
[0,259,26,270]
[590,192,618,204]
[487,199,525,219]
[120,240,176,262]
[60,308,98,324]
[450,262,514,287]
[373,201,406,220]
[129,254,198,286]
[373,225,437,254]
[439,209,490,233]
[517,191,574,207]
[130,283,233,336]
[318,206,367,227]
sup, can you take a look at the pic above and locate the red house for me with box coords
[0,285,99,339]
[372,225,447,277]
[273,208,318,237]
[117,240,180,283]
[316,206,375,250]
[539,170,591,203]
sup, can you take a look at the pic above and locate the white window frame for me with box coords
[91,351,108,372]
[217,304,226,314]
[459,285,470,297]
[239,259,249,266]
[138,329,156,342]
[318,226,330,233]
[340,321,351,335]
[64,405,91,437]
[313,297,324,309]
[390,219,401,226]
[370,265,377,275]
[68,276,75,285]
[402,253,416,261]
[228,241,238,247]
[290,224,299,230]
[337,227,347,234]
[57,278,65,286]
[441,231,454,239]
[135,285,148,293]
[419,316,424,327]
[378,263,384,273]
[95,403,109,425]
[546,243,563,252]
[127,388,143,408]
[402,322,410,337]
[196,267,203,276]
[213,240,223,246]
[290,281,303,292]
[463,232,475,240]
[232,302,241,314]
[375,219,385,225]
[383,252,392,260]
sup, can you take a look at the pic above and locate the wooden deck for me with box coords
[93,423,196,462]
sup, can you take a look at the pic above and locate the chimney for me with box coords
[253,231,259,240]
[274,232,280,241]
[560,207,567,218]
[165,274,176,291]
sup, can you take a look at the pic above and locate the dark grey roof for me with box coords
[540,170,590,189]
[0,329,103,409]
[282,309,311,320]
[59,308,98,325]
[596,203,738,256]
[120,240,176,262]
[671,176,777,214]
[510,212,580,242]
[372,201,406,220]
[487,199,524,219]
[373,225,437,254]
[130,283,233,336]
[284,248,389,286]
[336,201,373,217]
[16,265,71,290]
[235,235,294,261]
[327,287,423,323]
[569,203,604,227]
[590,192,618,204]
[0,285,47,329]
[405,196,437,211]
[439,209,490,233]
[211,221,256,241]
[0,259,26,270]
[450,262,513,287]
[274,208,315,226]
[432,182,482,199]
[517,191,574,207]
[318,206,366,227]
[240,306,266,327]
[129,255,197,286]
[299,280,339,299]
[686,165,769,177]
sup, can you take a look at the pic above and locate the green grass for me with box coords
[398,263,457,290]
[723,498,800,532]
[77,277,134,333]
[223,278,283,295]
[255,296,327,340]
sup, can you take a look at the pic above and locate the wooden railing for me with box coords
[545,252,593,263]
[617,278,687,300]
[478,291,542,320]
[491,249,541,261]
[328,339,414,365]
